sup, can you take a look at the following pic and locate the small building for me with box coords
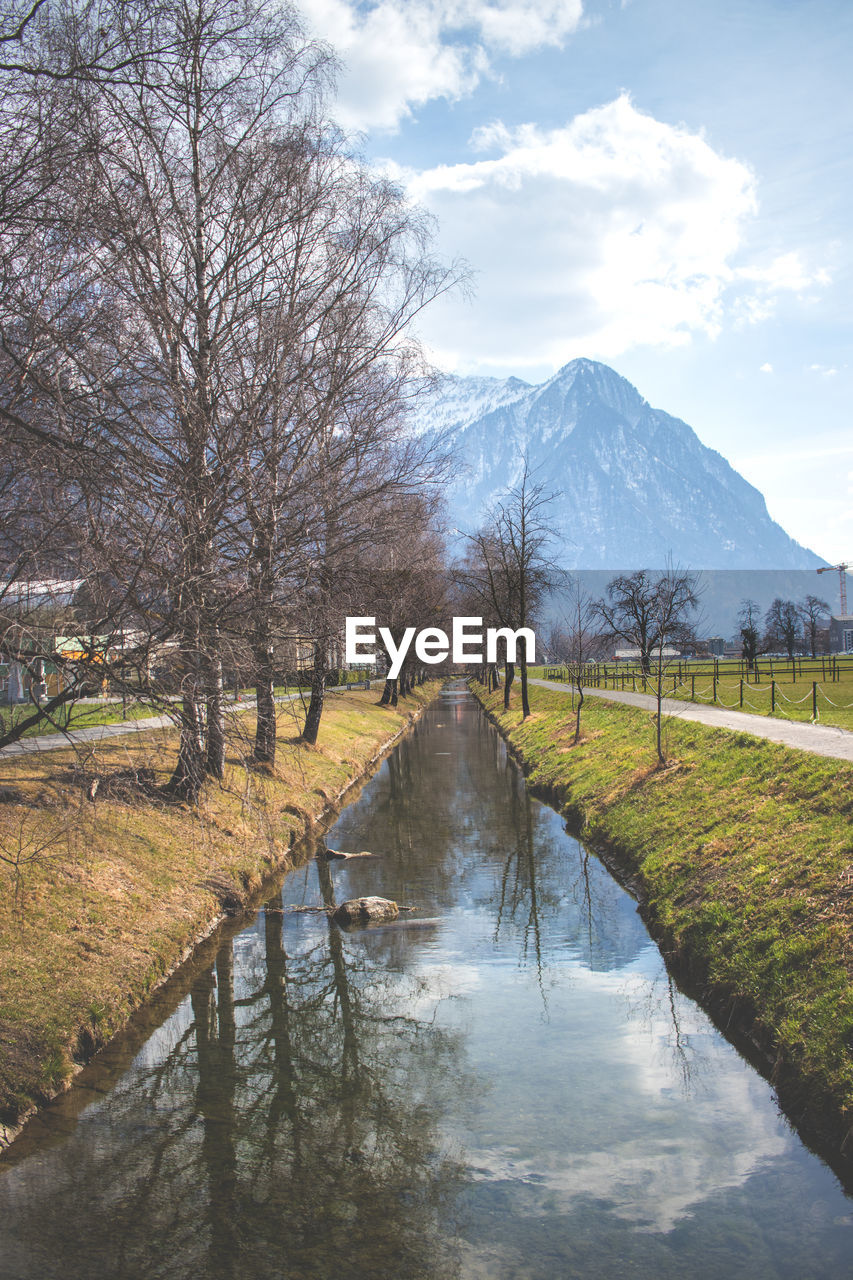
[829,615,853,653]
[614,646,680,662]
[3,579,85,611]
[0,656,63,703]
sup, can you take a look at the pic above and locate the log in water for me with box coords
[1,686,851,1278]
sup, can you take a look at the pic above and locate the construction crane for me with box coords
[817,562,849,615]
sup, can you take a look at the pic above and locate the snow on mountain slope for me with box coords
[409,373,531,436]
[418,359,823,570]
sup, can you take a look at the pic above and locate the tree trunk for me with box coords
[301,639,327,745]
[167,541,209,798]
[503,661,514,710]
[573,683,584,743]
[205,633,225,778]
[250,535,278,765]
[655,656,665,765]
[253,638,276,764]
[167,680,206,802]
[520,656,530,718]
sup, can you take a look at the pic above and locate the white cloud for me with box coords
[298,0,584,130]
[736,251,829,292]
[760,362,773,373]
[386,96,829,370]
[464,0,585,55]
[808,362,839,376]
[731,253,831,328]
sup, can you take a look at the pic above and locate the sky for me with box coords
[297,0,853,572]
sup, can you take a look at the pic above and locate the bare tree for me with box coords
[0,0,459,780]
[738,598,761,673]
[556,582,602,744]
[465,458,559,718]
[592,569,698,676]
[364,495,451,706]
[3,0,332,797]
[799,594,829,659]
[764,597,801,660]
[593,567,699,765]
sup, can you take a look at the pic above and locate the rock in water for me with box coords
[333,896,399,927]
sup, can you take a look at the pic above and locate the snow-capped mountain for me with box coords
[417,358,823,570]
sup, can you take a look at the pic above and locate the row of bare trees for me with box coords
[456,459,559,717]
[0,0,458,795]
[739,595,831,666]
[456,458,700,761]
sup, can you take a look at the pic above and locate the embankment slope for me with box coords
[472,681,853,1172]
[0,685,438,1146]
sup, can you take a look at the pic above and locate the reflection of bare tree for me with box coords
[0,890,472,1280]
[666,973,696,1093]
[260,905,300,1154]
[495,780,546,1002]
[623,969,704,1098]
[192,949,238,1279]
[221,897,469,1278]
[578,850,595,956]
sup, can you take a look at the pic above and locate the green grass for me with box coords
[664,668,853,730]
[0,698,167,738]
[538,659,853,731]
[1,675,381,741]
[471,679,853,1155]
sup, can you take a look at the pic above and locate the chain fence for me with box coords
[542,657,853,727]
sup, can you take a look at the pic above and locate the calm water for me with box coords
[2,688,852,1279]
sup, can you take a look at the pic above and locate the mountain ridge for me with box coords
[414,358,823,571]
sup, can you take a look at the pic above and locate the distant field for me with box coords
[1,671,378,742]
[534,658,853,733]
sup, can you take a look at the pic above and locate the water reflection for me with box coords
[0,905,469,1280]
[1,688,852,1279]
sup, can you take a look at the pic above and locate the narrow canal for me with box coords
[1,687,852,1278]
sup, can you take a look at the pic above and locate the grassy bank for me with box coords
[530,661,853,731]
[471,681,853,1165]
[0,684,438,1143]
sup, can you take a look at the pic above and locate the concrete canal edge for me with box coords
[469,679,853,1186]
[0,684,440,1154]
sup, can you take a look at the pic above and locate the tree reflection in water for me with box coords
[189,896,471,1280]
[494,776,547,1001]
[5,690,852,1280]
[0,894,471,1280]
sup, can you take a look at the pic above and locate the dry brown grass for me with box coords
[0,685,438,1133]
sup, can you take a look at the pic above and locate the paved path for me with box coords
[0,684,379,759]
[0,713,179,757]
[531,679,853,764]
